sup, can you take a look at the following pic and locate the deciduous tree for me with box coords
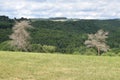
[9,20,32,51]
[84,29,110,55]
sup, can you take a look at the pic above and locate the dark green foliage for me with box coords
[102,52,116,56]
[30,20,120,54]
[42,45,56,53]
[73,47,97,55]
[94,20,120,48]
[30,21,90,53]
[102,48,120,56]
[0,22,13,29]
[0,41,17,51]
[0,16,14,43]
[30,44,56,53]
[0,16,120,54]
[0,41,11,51]
[83,48,97,56]
[0,28,12,43]
[30,44,43,52]
[110,48,120,54]
[0,15,14,29]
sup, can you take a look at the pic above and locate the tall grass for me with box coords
[0,51,120,80]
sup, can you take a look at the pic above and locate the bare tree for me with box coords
[9,20,32,51]
[84,29,110,55]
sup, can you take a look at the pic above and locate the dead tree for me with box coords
[85,29,110,55]
[9,20,32,51]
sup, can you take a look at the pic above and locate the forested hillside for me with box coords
[0,16,14,43]
[0,16,120,55]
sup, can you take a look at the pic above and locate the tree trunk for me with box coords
[97,47,100,56]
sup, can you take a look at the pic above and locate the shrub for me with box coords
[73,46,87,55]
[73,47,97,55]
[83,48,97,56]
[117,53,120,56]
[0,41,18,51]
[42,45,56,53]
[30,44,43,52]
[102,52,116,56]
[84,48,97,55]
[110,48,120,54]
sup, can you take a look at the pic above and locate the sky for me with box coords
[0,0,120,19]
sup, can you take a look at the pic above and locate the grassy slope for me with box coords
[0,51,120,80]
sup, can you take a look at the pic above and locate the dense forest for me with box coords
[0,15,120,55]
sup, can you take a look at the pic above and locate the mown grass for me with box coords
[0,51,120,80]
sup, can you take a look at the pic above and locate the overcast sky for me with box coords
[0,0,120,19]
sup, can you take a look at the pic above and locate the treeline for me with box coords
[0,15,120,55]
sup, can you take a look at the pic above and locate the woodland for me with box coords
[0,15,120,56]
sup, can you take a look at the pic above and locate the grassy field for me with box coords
[0,51,120,80]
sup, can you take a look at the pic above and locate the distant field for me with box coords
[0,51,120,80]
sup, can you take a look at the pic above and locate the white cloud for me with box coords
[0,0,120,19]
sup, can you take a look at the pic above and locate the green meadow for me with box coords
[0,51,120,80]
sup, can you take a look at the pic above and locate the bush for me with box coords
[73,47,97,55]
[42,45,56,53]
[30,44,43,52]
[110,48,120,54]
[117,53,120,56]
[0,41,18,51]
[102,52,116,56]
[83,48,97,56]
[73,46,87,55]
